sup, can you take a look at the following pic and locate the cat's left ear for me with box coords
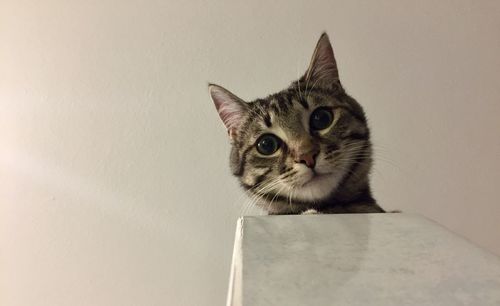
[304,32,342,90]
[208,84,248,139]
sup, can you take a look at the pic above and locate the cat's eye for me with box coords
[256,134,281,156]
[310,107,333,131]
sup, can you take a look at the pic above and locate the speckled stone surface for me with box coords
[227,214,500,306]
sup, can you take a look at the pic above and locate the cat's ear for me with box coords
[208,83,248,139]
[304,33,341,90]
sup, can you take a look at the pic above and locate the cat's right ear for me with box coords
[208,84,247,139]
[304,33,341,90]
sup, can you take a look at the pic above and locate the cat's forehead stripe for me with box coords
[263,112,272,127]
[272,95,287,114]
[296,96,309,109]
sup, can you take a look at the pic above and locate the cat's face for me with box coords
[209,33,372,213]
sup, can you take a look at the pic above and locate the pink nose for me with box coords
[294,152,317,168]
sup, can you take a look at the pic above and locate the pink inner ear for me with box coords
[210,85,246,133]
[217,101,243,131]
[306,34,340,86]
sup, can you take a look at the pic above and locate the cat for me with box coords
[208,33,385,215]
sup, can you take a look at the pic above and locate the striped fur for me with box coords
[209,33,385,214]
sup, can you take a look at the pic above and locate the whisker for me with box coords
[267,184,288,213]
[239,168,297,215]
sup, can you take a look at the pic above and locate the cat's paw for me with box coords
[301,209,321,215]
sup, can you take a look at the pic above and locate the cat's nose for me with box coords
[295,152,318,168]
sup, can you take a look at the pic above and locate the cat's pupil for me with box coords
[256,134,280,155]
[310,108,333,131]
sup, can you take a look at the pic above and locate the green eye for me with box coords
[256,134,281,155]
[310,107,333,131]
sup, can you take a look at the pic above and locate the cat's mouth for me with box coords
[301,171,331,187]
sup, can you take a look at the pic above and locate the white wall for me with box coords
[1,1,499,305]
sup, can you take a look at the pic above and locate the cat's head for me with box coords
[209,33,372,214]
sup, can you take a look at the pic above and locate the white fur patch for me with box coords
[290,168,345,202]
[301,209,320,215]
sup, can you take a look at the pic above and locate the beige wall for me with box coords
[1,1,499,305]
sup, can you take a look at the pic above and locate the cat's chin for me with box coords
[291,171,344,202]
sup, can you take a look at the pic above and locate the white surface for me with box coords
[228,214,500,306]
[1,1,500,306]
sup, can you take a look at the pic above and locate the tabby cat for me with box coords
[208,33,385,215]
